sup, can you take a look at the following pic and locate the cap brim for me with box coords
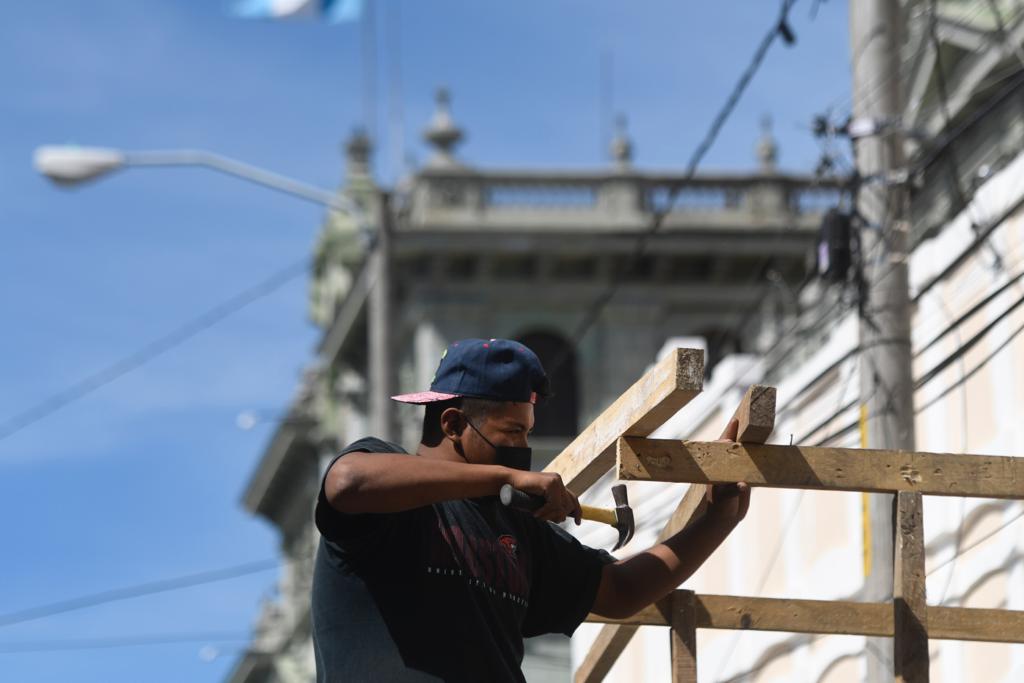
[390,390,462,404]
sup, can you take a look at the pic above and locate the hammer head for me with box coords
[610,484,634,551]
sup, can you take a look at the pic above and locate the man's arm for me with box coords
[590,419,750,619]
[325,453,582,521]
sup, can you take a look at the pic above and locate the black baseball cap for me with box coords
[392,338,550,405]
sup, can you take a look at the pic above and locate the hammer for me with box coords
[499,483,635,550]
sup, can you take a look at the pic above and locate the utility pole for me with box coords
[368,190,395,442]
[850,2,921,681]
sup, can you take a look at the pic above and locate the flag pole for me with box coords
[361,0,378,152]
[386,0,405,184]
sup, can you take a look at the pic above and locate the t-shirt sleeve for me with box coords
[314,436,408,546]
[521,521,616,638]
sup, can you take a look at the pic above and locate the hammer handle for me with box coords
[580,505,617,526]
[499,485,617,525]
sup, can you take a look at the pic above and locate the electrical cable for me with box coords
[0,557,283,629]
[927,0,1004,270]
[711,4,1024,678]
[709,352,860,681]
[0,257,309,445]
[0,632,250,654]
[926,506,1024,577]
[550,0,801,374]
[985,0,1024,69]
[9,265,1020,647]
[935,294,970,605]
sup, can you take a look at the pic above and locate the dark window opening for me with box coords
[517,331,579,437]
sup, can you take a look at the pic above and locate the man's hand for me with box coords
[592,415,754,619]
[508,470,582,525]
[703,417,751,527]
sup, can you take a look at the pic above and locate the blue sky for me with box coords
[0,1,850,680]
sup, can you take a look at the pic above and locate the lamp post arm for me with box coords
[124,150,365,221]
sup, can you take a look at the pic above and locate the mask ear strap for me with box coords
[465,418,497,452]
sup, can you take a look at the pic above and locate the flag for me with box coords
[232,0,363,23]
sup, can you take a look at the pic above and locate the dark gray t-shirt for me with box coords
[311,437,613,682]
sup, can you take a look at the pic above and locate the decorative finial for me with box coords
[610,114,633,169]
[757,114,778,173]
[343,127,372,178]
[423,87,465,168]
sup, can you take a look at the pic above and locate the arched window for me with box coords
[517,331,578,437]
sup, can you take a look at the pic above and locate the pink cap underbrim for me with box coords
[391,391,539,405]
[390,390,462,404]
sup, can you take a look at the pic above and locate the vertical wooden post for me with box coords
[576,385,775,683]
[893,492,929,682]
[671,589,698,683]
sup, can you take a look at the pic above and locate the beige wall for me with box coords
[570,150,1024,682]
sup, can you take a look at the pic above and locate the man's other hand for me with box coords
[704,417,751,526]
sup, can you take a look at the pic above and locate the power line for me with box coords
[713,233,1024,678]
[709,166,1024,448]
[9,265,1021,643]
[712,5,1023,678]
[927,506,1024,577]
[985,0,1024,70]
[0,557,282,629]
[0,632,250,654]
[821,0,992,121]
[710,350,862,680]
[851,55,1024,302]
[0,257,309,445]
[553,0,800,373]
[927,0,1003,270]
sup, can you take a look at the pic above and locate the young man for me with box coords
[312,338,749,682]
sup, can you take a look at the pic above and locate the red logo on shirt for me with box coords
[498,535,518,559]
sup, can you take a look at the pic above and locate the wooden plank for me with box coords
[894,492,929,683]
[589,595,892,636]
[671,590,698,683]
[575,386,775,683]
[572,623,639,683]
[545,348,704,494]
[695,594,891,637]
[930,605,1024,643]
[735,384,776,443]
[617,439,1024,499]
[588,593,1024,644]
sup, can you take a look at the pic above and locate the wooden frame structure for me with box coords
[542,348,1024,682]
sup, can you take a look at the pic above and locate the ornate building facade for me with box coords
[226,89,839,682]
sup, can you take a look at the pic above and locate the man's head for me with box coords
[392,338,549,470]
[420,397,534,466]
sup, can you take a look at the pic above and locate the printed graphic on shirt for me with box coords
[498,535,518,559]
[425,505,530,607]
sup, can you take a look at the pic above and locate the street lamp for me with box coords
[33,142,395,441]
[33,145,363,219]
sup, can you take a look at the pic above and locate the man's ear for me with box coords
[440,407,466,443]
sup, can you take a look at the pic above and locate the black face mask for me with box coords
[465,419,533,471]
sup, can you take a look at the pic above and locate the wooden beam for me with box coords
[589,595,892,636]
[894,492,929,683]
[734,384,776,443]
[545,348,704,494]
[929,605,1024,643]
[572,621,641,683]
[617,439,1024,499]
[695,594,890,637]
[575,385,776,683]
[588,594,1024,644]
[671,590,697,683]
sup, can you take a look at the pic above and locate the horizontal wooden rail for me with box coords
[575,385,777,683]
[617,438,1024,499]
[587,593,1024,644]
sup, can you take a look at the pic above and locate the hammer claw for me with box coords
[499,483,635,551]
